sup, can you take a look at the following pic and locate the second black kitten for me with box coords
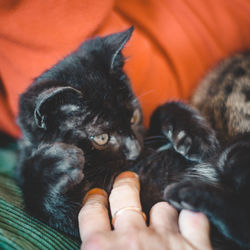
[145,102,250,250]
[149,52,250,249]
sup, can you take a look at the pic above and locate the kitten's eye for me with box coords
[90,133,109,146]
[130,109,140,125]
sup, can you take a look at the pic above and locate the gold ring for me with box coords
[112,206,147,226]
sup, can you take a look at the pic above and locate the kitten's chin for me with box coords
[124,149,141,161]
[123,138,143,161]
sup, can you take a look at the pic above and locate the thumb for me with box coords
[179,210,212,250]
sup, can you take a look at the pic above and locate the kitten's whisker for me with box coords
[144,135,166,140]
[103,172,109,187]
[144,138,167,142]
[157,143,172,152]
[131,149,162,171]
[144,140,167,145]
[144,136,168,145]
[136,89,155,100]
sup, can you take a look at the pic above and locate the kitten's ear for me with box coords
[34,86,83,129]
[105,26,134,71]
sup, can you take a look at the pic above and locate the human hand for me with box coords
[78,171,212,250]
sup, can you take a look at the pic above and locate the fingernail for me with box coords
[83,188,107,205]
[115,171,139,181]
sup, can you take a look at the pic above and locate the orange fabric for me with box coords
[0,0,250,138]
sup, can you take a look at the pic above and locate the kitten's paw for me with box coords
[161,124,193,157]
[165,180,250,248]
[163,181,212,213]
[37,143,85,191]
[149,102,219,162]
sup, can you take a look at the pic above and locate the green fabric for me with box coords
[0,142,81,249]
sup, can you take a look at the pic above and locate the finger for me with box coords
[179,210,212,250]
[79,188,111,243]
[109,171,146,231]
[149,202,179,234]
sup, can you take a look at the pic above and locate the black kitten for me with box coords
[151,53,250,249]
[17,27,144,237]
[17,27,250,250]
[146,102,250,250]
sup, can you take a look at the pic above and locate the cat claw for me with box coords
[150,101,219,162]
[162,126,193,157]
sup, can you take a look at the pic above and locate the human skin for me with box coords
[78,171,212,250]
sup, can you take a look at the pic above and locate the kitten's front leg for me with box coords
[19,142,86,237]
[165,134,250,248]
[148,101,219,162]
[165,181,250,248]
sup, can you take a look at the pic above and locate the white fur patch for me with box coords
[177,130,186,140]
[188,163,218,184]
[60,104,80,113]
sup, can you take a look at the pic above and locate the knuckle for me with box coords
[84,233,105,248]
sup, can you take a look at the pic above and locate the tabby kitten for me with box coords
[192,52,250,144]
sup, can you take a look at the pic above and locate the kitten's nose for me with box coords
[123,137,141,160]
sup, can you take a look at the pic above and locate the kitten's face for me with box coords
[31,27,144,162]
[84,106,143,161]
[55,91,144,162]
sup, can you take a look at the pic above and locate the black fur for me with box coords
[17,28,250,249]
[146,103,250,249]
[17,27,144,237]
